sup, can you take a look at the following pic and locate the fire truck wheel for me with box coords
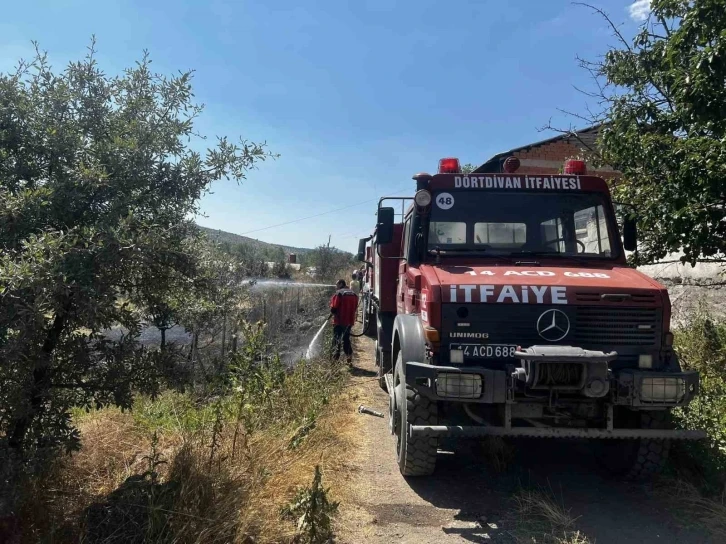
[393,354,438,476]
[595,410,671,481]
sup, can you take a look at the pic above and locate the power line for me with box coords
[239,184,411,236]
[240,201,376,235]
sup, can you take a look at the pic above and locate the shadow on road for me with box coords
[404,438,710,544]
[349,365,377,378]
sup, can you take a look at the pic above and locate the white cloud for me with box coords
[628,0,651,22]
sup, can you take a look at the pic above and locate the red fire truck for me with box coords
[357,157,704,478]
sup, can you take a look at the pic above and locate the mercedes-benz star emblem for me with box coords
[536,309,570,342]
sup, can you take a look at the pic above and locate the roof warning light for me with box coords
[564,159,587,175]
[438,157,461,174]
[503,156,521,173]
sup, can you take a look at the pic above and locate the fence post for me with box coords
[281,291,285,325]
[221,312,227,359]
[191,331,199,383]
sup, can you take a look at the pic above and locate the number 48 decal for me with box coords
[436,192,455,210]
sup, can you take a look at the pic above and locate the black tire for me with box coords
[376,342,392,390]
[393,354,438,476]
[595,410,671,481]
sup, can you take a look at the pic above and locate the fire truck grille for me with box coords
[442,304,662,368]
[574,307,658,346]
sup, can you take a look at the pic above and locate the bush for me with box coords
[272,260,292,279]
[281,465,339,544]
[671,309,726,494]
[226,322,344,435]
[6,322,350,543]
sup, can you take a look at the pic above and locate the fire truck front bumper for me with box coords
[407,425,706,440]
[405,361,700,408]
[404,362,705,441]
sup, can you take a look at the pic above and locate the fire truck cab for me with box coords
[357,157,704,478]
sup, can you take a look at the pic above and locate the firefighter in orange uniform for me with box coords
[329,279,358,363]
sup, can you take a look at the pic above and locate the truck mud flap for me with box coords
[408,425,706,440]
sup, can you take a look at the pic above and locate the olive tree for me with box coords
[309,244,354,283]
[0,41,273,455]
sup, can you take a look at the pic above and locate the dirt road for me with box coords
[336,336,713,544]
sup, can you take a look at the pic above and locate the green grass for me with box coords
[671,308,726,495]
[132,391,223,434]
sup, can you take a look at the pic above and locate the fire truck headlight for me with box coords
[436,373,482,399]
[450,348,464,364]
[638,354,653,369]
[640,376,685,403]
[414,190,432,208]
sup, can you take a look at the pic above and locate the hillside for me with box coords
[198,225,315,256]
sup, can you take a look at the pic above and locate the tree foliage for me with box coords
[172,241,249,345]
[271,259,292,279]
[0,41,272,456]
[308,243,355,282]
[571,1,726,264]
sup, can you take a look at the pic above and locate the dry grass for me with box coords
[554,531,590,544]
[511,487,592,544]
[12,357,359,544]
[513,488,578,529]
[656,478,726,542]
[476,437,516,473]
[235,387,359,542]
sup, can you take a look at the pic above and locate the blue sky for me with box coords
[1,0,649,252]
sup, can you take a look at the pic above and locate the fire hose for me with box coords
[349,292,373,338]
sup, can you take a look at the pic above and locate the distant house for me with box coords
[266,262,301,271]
[473,124,620,180]
[473,125,722,287]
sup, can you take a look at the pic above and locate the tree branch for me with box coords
[537,119,606,164]
[573,3,632,51]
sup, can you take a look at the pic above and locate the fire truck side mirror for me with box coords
[623,216,638,251]
[356,238,367,262]
[376,207,395,245]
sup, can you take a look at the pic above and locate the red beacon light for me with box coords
[503,156,521,173]
[438,157,461,174]
[563,159,587,175]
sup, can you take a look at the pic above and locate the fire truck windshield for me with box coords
[427,191,618,258]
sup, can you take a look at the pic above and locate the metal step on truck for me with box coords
[356,156,705,479]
